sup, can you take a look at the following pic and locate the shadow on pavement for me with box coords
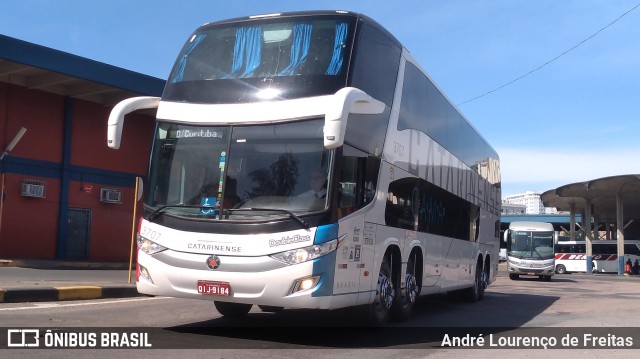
[161,290,559,349]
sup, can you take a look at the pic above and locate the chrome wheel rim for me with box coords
[405,273,418,303]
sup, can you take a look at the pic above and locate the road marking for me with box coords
[0,296,173,311]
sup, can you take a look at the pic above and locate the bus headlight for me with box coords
[270,239,338,265]
[137,234,167,255]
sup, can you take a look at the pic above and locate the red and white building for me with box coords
[0,35,164,261]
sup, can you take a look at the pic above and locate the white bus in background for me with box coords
[503,222,555,281]
[554,240,640,274]
[107,10,501,326]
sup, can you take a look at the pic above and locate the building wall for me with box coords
[0,82,154,261]
[502,191,557,215]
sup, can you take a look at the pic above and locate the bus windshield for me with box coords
[507,231,555,260]
[163,15,356,103]
[145,119,331,220]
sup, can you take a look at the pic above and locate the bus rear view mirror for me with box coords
[108,96,160,149]
[323,87,385,149]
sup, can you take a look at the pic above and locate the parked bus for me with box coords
[503,222,555,280]
[555,240,640,274]
[107,11,501,325]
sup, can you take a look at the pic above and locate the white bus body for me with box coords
[503,222,555,280]
[555,240,640,274]
[108,11,501,325]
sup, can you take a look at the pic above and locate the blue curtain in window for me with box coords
[172,34,206,83]
[278,24,312,76]
[325,23,347,75]
[226,26,263,78]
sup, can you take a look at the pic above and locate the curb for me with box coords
[0,285,141,303]
[0,259,131,270]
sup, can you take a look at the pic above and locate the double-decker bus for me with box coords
[503,222,555,280]
[555,240,640,274]
[107,10,501,325]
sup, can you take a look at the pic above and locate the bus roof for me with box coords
[508,221,554,231]
[197,10,401,47]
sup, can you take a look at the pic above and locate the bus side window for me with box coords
[624,244,640,256]
[338,145,380,218]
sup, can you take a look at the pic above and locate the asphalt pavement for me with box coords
[0,259,140,303]
[2,259,635,305]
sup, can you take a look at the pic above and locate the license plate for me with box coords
[197,281,231,296]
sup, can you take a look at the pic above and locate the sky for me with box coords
[1,0,639,198]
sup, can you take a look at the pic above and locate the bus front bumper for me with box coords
[135,249,341,310]
[507,263,555,276]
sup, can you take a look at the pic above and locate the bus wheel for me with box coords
[214,301,252,318]
[258,305,284,313]
[509,273,519,280]
[393,255,419,321]
[555,265,566,274]
[465,260,486,302]
[369,256,395,326]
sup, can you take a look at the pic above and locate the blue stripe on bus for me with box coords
[311,223,339,297]
[311,251,336,297]
[314,223,338,244]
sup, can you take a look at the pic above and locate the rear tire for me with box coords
[555,264,566,274]
[368,256,395,326]
[393,254,419,321]
[464,260,486,302]
[214,301,252,318]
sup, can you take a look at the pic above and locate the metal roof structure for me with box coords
[502,214,582,224]
[0,35,165,107]
[539,175,640,275]
[541,175,640,221]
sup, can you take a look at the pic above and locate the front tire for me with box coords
[368,256,395,326]
[555,264,566,274]
[509,273,520,280]
[214,301,252,318]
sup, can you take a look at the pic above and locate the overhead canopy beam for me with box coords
[541,175,640,275]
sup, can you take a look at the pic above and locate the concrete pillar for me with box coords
[570,204,576,241]
[616,191,625,275]
[585,199,593,274]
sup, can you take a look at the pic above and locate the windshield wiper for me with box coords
[146,204,214,221]
[223,208,310,229]
[147,205,310,229]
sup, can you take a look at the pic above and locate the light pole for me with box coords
[0,127,27,247]
[0,127,27,161]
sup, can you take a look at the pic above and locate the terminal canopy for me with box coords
[541,174,640,240]
[541,175,640,220]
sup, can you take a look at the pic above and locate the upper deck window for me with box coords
[164,16,356,103]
